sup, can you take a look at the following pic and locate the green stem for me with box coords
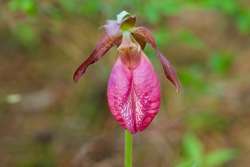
[125,130,133,167]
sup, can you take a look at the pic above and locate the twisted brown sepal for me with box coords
[73,34,121,82]
[132,27,181,93]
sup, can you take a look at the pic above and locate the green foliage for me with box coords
[236,10,250,33]
[202,0,239,15]
[205,149,237,167]
[193,0,250,33]
[154,28,171,47]
[12,24,39,47]
[179,66,208,92]
[209,52,234,75]
[177,133,203,167]
[182,133,203,166]
[79,0,102,16]
[210,0,250,34]
[177,133,237,167]
[59,0,78,14]
[143,0,181,23]
[177,31,205,49]
[57,0,102,17]
[186,111,229,131]
[8,0,38,15]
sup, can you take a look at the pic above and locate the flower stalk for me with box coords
[125,130,133,167]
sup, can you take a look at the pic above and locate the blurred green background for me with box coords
[1,0,250,166]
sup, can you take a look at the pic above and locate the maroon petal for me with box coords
[107,53,160,133]
[73,34,121,82]
[132,27,157,48]
[132,27,181,92]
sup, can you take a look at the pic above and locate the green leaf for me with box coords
[176,160,199,167]
[218,0,238,15]
[205,149,237,167]
[182,133,203,163]
[209,52,234,75]
[236,11,250,33]
[8,0,37,15]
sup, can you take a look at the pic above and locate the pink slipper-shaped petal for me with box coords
[107,52,160,133]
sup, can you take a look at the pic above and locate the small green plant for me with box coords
[177,133,237,167]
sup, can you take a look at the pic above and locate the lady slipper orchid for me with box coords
[73,11,180,134]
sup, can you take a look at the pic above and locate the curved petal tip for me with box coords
[73,34,121,82]
[157,50,181,93]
